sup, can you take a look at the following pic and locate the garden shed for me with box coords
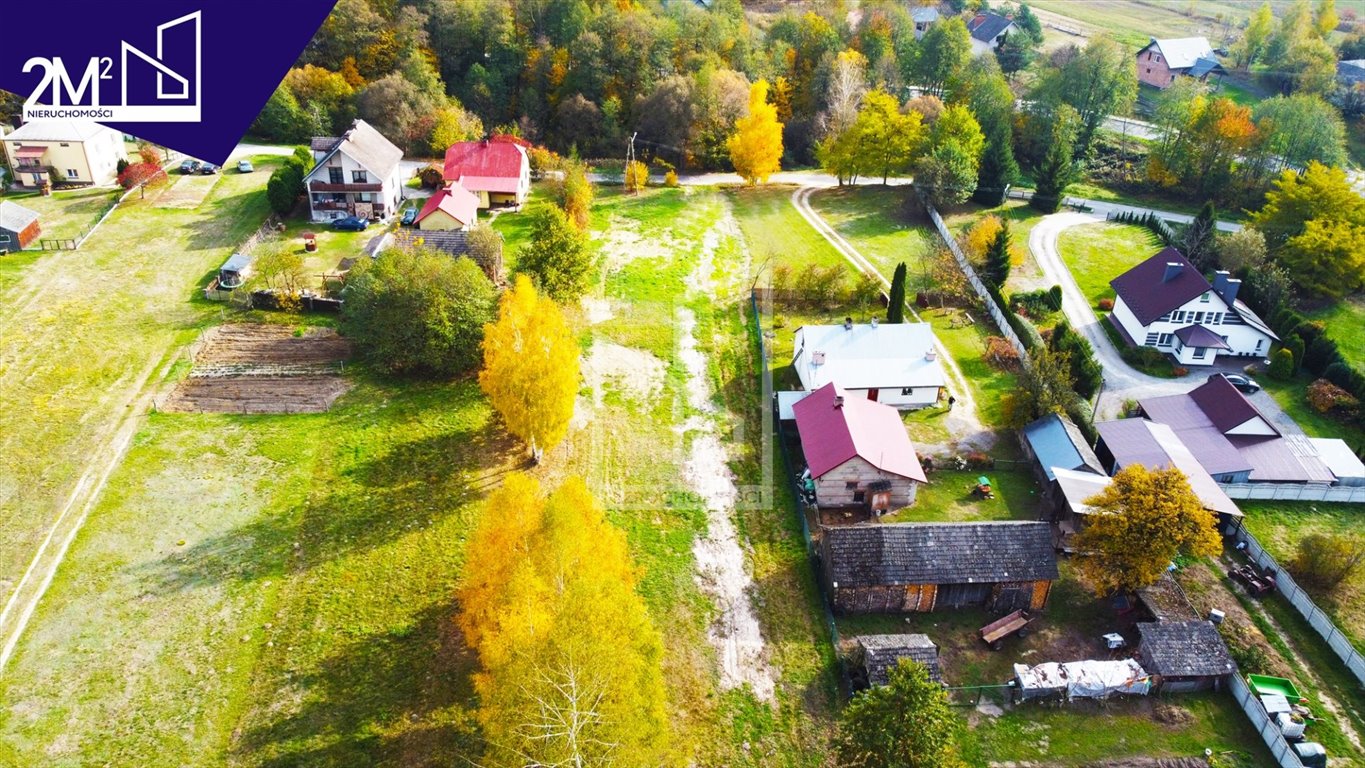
[821,521,1058,614]
[0,200,40,253]
[1136,620,1235,692]
[1020,413,1104,520]
[852,634,941,688]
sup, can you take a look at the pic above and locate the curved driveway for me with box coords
[1030,211,1300,429]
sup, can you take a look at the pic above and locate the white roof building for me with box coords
[792,320,947,409]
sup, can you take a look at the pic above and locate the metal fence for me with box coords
[1234,527,1365,686]
[922,202,1029,363]
[1229,672,1305,767]
[1221,483,1365,504]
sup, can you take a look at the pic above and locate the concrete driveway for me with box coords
[1028,211,1293,427]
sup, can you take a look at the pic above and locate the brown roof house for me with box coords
[1137,620,1235,692]
[794,382,928,512]
[1109,249,1276,366]
[851,634,941,689]
[0,201,41,253]
[305,119,404,223]
[821,521,1058,614]
[1136,37,1225,89]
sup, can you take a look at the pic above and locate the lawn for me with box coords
[0,185,122,244]
[940,199,1050,295]
[727,185,848,271]
[1057,222,1159,308]
[1302,294,1365,371]
[0,154,284,613]
[1241,501,1365,653]
[0,184,837,765]
[271,220,372,293]
[882,469,1040,524]
[805,185,935,279]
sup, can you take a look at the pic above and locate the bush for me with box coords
[1306,379,1360,416]
[798,263,851,309]
[266,164,304,216]
[1267,348,1295,380]
[1303,335,1344,376]
[340,244,497,377]
[1050,320,1103,399]
[1010,287,1062,316]
[1324,362,1365,400]
[116,158,129,175]
[963,451,993,470]
[1122,345,1167,369]
[1006,310,1043,351]
[1284,334,1305,373]
[1097,298,1114,311]
[1292,532,1365,591]
[1219,621,1271,675]
[1046,285,1063,311]
[417,164,445,189]
[985,336,1021,371]
[517,204,593,301]
[664,170,679,187]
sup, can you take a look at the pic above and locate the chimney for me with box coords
[1162,262,1183,283]
[1213,270,1241,306]
[844,317,853,330]
[834,395,845,408]
[925,349,937,362]
[870,317,879,328]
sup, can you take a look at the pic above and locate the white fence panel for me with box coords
[923,202,1029,362]
[1221,483,1365,503]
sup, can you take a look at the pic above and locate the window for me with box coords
[328,167,343,184]
[1158,333,1173,346]
[845,481,859,491]
[351,170,368,183]
[1256,339,1264,352]
[1208,312,1220,325]
[1192,312,1204,324]
[331,193,346,202]
[1171,311,1185,323]
[66,169,78,178]
[59,142,69,147]
[1221,335,1229,344]
[1147,67,1152,74]
[356,192,372,202]
[901,387,915,396]
[853,490,866,503]
[1157,312,1171,322]
[1193,347,1207,359]
[1200,292,1211,303]
[1145,333,1160,345]
[0,234,9,243]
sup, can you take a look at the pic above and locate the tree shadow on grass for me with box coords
[230,600,484,768]
[135,401,521,596]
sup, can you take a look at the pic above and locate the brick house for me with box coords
[1135,37,1225,89]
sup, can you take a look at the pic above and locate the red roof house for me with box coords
[415,182,479,231]
[442,139,531,208]
[793,383,927,511]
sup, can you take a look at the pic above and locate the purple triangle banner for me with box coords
[0,1,337,163]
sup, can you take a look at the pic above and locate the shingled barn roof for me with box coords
[1138,621,1235,678]
[823,522,1058,588]
[856,634,941,685]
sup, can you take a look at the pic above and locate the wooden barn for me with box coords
[1137,620,1235,692]
[821,522,1058,614]
[793,382,927,512]
[0,201,41,253]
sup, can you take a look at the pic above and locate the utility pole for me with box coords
[624,131,639,192]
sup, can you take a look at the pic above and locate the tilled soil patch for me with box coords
[161,324,351,414]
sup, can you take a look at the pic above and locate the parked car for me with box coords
[199,163,219,175]
[331,216,370,231]
[179,159,201,174]
[1222,373,1260,394]
[236,160,254,173]
[400,207,418,226]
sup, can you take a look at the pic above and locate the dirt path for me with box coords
[790,186,996,452]
[680,213,777,702]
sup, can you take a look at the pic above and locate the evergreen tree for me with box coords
[887,262,908,323]
[837,659,967,768]
[973,123,1019,206]
[1030,107,1080,213]
[982,219,1012,289]
[1183,201,1218,271]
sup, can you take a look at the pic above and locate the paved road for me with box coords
[1028,211,1295,427]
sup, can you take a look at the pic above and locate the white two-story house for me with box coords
[305,120,404,222]
[1108,248,1277,367]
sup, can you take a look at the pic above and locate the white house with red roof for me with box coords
[793,382,927,511]
[1108,248,1276,366]
[443,138,531,209]
[415,182,479,231]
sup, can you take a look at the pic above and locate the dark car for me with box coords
[199,163,219,175]
[331,216,370,231]
[400,207,418,226]
[179,159,201,174]
[1222,373,1260,394]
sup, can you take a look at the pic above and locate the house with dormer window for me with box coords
[1108,248,1276,366]
[305,120,404,222]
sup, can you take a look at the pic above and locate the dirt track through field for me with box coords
[161,325,351,414]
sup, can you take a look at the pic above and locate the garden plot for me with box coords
[154,172,223,209]
[161,324,351,413]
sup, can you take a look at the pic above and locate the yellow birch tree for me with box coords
[1073,464,1222,595]
[457,473,672,767]
[727,80,784,185]
[479,276,580,461]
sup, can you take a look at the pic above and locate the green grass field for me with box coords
[728,185,848,271]
[805,186,936,278]
[1057,222,1160,308]
[1,185,122,244]
[882,469,1040,524]
[1303,295,1365,372]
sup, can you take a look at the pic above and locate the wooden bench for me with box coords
[980,609,1033,650]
